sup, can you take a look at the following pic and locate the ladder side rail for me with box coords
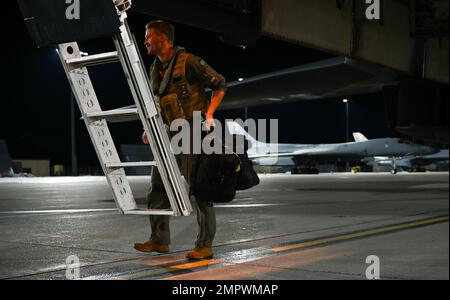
[148,116,192,214]
[113,17,192,216]
[111,32,183,216]
[128,30,192,216]
[113,30,189,216]
[128,29,192,216]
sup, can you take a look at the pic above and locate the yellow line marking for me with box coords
[110,259,221,280]
[136,257,185,267]
[109,268,172,280]
[272,216,449,253]
[109,215,448,280]
[170,259,221,270]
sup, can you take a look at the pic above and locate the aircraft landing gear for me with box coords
[391,157,398,175]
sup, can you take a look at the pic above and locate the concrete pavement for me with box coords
[0,172,448,280]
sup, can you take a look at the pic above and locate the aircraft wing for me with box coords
[409,152,450,167]
[220,56,398,110]
[105,56,398,121]
[249,147,361,161]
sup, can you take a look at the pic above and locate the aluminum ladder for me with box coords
[56,11,192,217]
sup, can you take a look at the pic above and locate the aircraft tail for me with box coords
[353,132,368,142]
[226,121,259,145]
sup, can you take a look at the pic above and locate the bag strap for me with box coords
[158,50,186,95]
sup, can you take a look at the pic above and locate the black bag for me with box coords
[191,131,259,203]
[229,134,260,191]
[191,152,240,203]
[236,151,260,191]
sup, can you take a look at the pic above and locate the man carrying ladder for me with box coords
[17,0,226,260]
[134,20,227,260]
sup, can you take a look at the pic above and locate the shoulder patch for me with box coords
[199,58,207,67]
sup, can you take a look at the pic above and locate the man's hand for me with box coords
[141,131,149,145]
[205,90,225,131]
[205,113,215,131]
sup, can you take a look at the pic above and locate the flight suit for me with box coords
[147,47,226,248]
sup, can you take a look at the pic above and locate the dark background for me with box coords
[1,3,394,170]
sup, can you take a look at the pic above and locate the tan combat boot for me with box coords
[134,241,170,253]
[185,247,214,260]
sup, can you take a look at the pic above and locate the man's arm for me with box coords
[206,90,225,130]
[186,55,226,129]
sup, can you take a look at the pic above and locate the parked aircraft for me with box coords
[354,132,447,174]
[226,122,439,174]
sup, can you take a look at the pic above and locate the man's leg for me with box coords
[184,153,217,259]
[134,166,170,253]
[194,200,216,248]
[147,166,171,245]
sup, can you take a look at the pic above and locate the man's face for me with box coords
[144,28,163,56]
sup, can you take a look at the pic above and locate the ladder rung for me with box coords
[85,108,138,123]
[124,209,175,216]
[66,51,120,67]
[106,162,157,169]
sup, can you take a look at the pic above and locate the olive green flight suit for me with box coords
[147,47,225,248]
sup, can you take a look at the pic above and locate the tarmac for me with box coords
[0,172,448,280]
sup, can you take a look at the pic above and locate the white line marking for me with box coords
[215,204,284,208]
[0,176,150,185]
[0,208,118,215]
[0,204,283,214]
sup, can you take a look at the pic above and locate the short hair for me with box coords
[145,20,175,44]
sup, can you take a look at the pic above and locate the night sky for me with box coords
[1,3,395,170]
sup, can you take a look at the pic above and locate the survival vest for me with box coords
[150,49,209,124]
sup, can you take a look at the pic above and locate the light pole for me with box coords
[343,99,350,172]
[343,99,349,143]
